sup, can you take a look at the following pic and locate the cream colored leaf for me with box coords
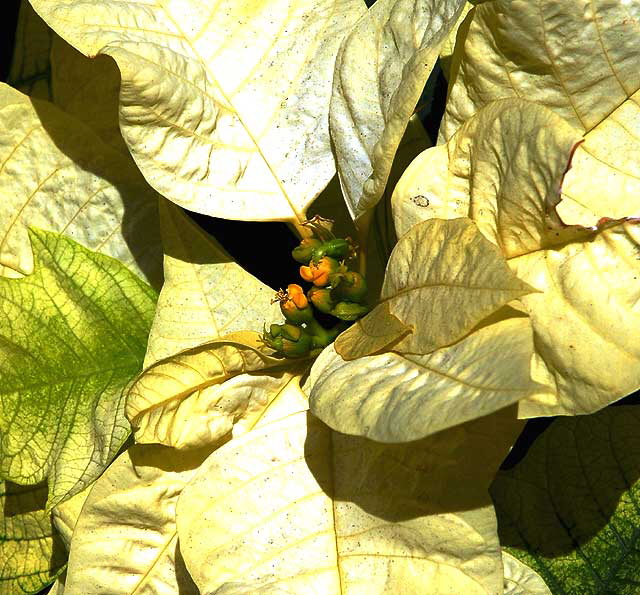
[512,219,640,416]
[144,201,279,367]
[127,332,292,449]
[393,100,586,257]
[0,83,162,287]
[344,217,534,358]
[51,486,91,551]
[331,0,466,220]
[440,0,640,223]
[29,0,364,223]
[310,312,538,442]
[439,2,473,80]
[63,444,204,595]
[502,553,551,595]
[8,0,53,100]
[178,383,522,594]
[391,99,640,415]
[334,302,411,360]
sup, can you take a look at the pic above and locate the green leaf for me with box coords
[491,405,640,595]
[0,481,66,595]
[0,229,157,508]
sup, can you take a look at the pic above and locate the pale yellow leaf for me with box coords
[439,2,473,80]
[395,100,587,258]
[310,312,538,442]
[51,486,91,551]
[127,332,292,449]
[512,219,640,416]
[177,382,521,594]
[144,201,279,367]
[331,0,466,220]
[346,217,534,358]
[502,552,551,595]
[0,83,162,287]
[29,0,364,223]
[334,301,411,360]
[63,445,204,595]
[440,0,640,223]
[391,98,640,415]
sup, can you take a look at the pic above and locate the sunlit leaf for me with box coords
[144,201,279,367]
[440,0,640,223]
[62,445,205,595]
[51,486,91,551]
[178,381,520,594]
[330,0,466,221]
[0,229,156,507]
[0,481,66,595]
[0,83,162,288]
[29,0,364,223]
[310,312,538,442]
[391,98,640,415]
[337,217,534,359]
[438,1,473,80]
[492,405,640,595]
[502,552,551,595]
[127,332,294,449]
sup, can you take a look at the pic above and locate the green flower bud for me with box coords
[330,271,368,303]
[292,238,323,264]
[262,323,313,358]
[274,284,314,324]
[307,286,336,314]
[311,238,350,263]
[331,301,369,321]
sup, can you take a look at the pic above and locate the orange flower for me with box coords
[273,284,313,324]
[299,256,340,287]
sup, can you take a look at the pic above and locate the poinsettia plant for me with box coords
[1,0,639,594]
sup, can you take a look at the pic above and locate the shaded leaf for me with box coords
[30,0,364,222]
[8,0,53,100]
[310,312,538,442]
[0,481,66,595]
[0,83,162,288]
[491,406,640,595]
[0,229,156,507]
